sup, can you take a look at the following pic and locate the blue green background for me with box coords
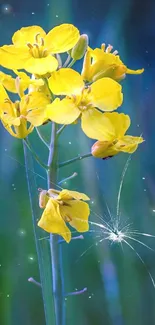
[0,0,155,324]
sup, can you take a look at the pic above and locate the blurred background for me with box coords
[0,0,155,324]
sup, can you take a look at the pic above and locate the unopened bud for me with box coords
[39,190,48,208]
[71,34,88,60]
[91,141,109,158]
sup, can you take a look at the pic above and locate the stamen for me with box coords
[35,33,40,43]
[101,43,105,51]
[113,50,118,55]
[41,37,44,46]
[27,42,33,49]
[42,49,48,57]
[4,98,11,103]
[33,43,39,49]
[106,44,113,53]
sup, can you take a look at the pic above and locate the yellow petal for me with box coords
[2,114,20,126]
[23,55,58,75]
[116,135,144,153]
[81,108,115,140]
[27,107,48,126]
[58,189,90,201]
[38,199,71,243]
[12,26,46,46]
[60,200,90,232]
[126,68,144,75]
[14,70,44,93]
[47,98,80,124]
[81,50,92,81]
[48,68,84,95]
[0,83,9,103]
[104,112,130,138]
[91,49,123,65]
[91,77,123,111]
[0,45,31,69]
[0,72,17,93]
[25,92,50,110]
[45,24,80,53]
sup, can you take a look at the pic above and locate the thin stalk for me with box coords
[47,122,65,325]
[67,59,76,68]
[63,54,71,68]
[56,125,66,138]
[24,138,48,170]
[36,127,50,149]
[23,142,55,325]
[59,153,92,168]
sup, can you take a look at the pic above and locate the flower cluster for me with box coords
[0,23,144,241]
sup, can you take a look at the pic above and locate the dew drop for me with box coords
[28,255,35,263]
[1,4,12,14]
[17,228,26,237]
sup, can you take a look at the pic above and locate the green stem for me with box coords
[24,138,48,170]
[59,153,92,168]
[67,59,76,68]
[56,125,66,138]
[63,54,71,68]
[47,122,65,325]
[36,127,50,149]
[23,142,55,325]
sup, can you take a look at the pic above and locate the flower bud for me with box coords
[39,189,48,208]
[71,34,88,60]
[91,141,109,158]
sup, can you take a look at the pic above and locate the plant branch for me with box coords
[63,54,71,68]
[58,172,78,185]
[36,127,50,149]
[67,59,76,68]
[23,142,55,325]
[47,122,65,325]
[59,153,92,168]
[56,125,67,138]
[24,138,48,170]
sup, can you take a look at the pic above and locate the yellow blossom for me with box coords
[38,188,90,243]
[0,70,44,96]
[82,43,144,82]
[0,84,50,138]
[47,68,123,139]
[91,112,144,158]
[0,24,80,75]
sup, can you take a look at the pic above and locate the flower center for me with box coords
[27,33,48,58]
[71,87,93,112]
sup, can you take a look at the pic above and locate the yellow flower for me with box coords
[0,24,80,75]
[38,188,90,243]
[91,112,144,158]
[47,68,123,139]
[82,44,144,82]
[0,70,44,96]
[0,85,50,138]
